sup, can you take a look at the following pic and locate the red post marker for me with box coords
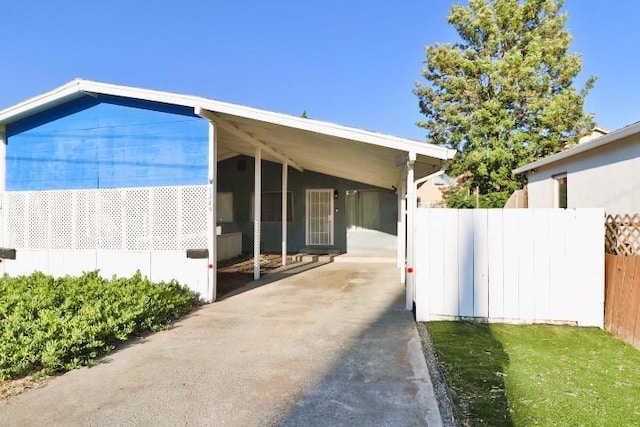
[0,259,3,263]
[407,267,413,273]
[208,264,214,269]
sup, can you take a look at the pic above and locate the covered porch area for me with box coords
[196,103,455,303]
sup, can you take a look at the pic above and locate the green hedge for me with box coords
[0,271,199,380]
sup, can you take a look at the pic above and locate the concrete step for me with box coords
[318,254,336,262]
[294,254,318,263]
[298,248,342,255]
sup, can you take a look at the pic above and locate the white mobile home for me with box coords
[514,124,640,214]
[0,79,455,303]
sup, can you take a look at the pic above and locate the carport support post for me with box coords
[398,172,406,284]
[405,153,416,311]
[282,161,288,266]
[254,147,262,280]
[207,120,218,302]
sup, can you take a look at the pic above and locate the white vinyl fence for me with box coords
[0,185,212,298]
[414,208,604,327]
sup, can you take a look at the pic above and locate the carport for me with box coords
[0,79,455,306]
[193,99,454,304]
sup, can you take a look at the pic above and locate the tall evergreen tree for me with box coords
[415,0,594,207]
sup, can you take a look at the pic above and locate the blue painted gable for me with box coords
[6,96,208,190]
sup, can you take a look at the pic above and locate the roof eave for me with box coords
[0,78,456,161]
[0,79,87,124]
[81,81,454,159]
[197,101,456,160]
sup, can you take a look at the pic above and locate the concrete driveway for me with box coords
[1,259,441,426]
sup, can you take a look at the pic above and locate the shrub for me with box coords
[0,271,198,380]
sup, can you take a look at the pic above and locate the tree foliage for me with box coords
[415,0,594,207]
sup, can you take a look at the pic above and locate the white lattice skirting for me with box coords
[0,185,211,299]
[4,185,208,251]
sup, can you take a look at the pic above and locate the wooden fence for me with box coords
[605,214,640,255]
[414,208,604,327]
[604,214,640,349]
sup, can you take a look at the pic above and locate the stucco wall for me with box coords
[526,134,640,214]
[217,156,397,253]
[416,180,444,207]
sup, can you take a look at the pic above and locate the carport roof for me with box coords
[0,79,455,189]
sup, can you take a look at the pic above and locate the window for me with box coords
[554,173,567,208]
[250,192,294,222]
[217,192,234,222]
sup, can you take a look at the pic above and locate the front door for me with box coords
[306,189,334,245]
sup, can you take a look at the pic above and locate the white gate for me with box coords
[414,208,604,327]
[306,189,334,245]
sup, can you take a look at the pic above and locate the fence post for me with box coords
[405,154,415,310]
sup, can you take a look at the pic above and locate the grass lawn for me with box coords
[427,321,640,426]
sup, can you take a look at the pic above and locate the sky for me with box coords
[0,1,638,141]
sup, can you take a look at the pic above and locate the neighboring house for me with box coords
[0,79,455,301]
[511,124,640,214]
[504,188,528,208]
[416,173,454,207]
[577,126,609,144]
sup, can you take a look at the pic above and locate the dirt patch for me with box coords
[217,254,293,274]
[0,375,51,401]
[217,254,295,297]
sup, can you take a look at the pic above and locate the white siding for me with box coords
[1,249,210,299]
[527,134,640,214]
